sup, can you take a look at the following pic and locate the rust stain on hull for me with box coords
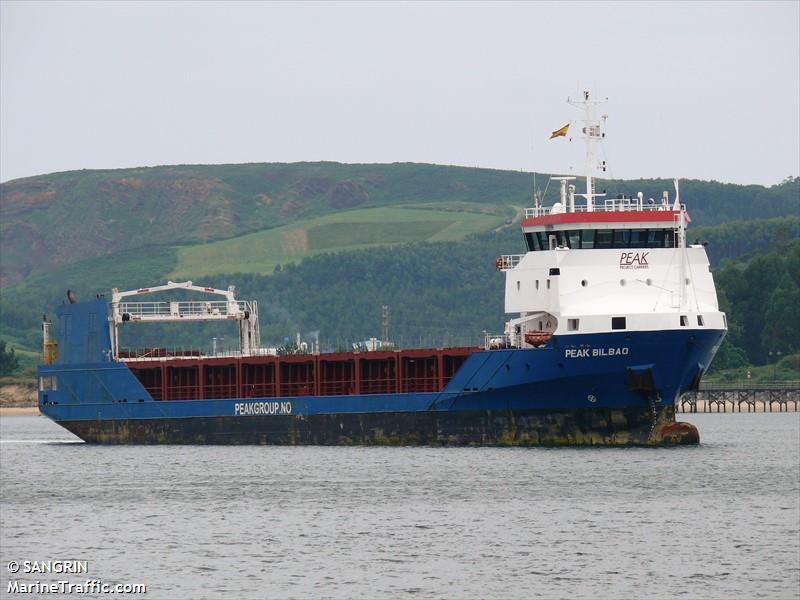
[58,406,699,446]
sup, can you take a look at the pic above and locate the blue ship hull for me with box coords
[38,300,722,445]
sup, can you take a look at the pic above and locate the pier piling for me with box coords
[678,382,799,413]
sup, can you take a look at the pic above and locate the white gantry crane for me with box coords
[109,280,260,359]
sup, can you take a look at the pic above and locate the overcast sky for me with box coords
[1,1,798,185]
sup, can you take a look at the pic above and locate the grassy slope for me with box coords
[0,162,533,286]
[1,163,797,360]
[3,162,797,288]
[0,204,507,347]
[170,204,508,278]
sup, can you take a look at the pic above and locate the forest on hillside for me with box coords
[6,226,796,379]
[0,163,797,377]
[2,215,797,355]
[1,161,797,287]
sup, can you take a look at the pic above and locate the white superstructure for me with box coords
[497,92,727,347]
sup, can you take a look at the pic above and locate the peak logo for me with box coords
[619,252,649,269]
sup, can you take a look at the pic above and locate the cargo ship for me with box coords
[37,92,726,445]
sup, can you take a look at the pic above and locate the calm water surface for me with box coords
[1,414,798,600]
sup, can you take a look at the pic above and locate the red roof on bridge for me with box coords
[521,209,689,228]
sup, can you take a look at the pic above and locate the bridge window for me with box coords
[697,315,705,326]
[525,228,678,251]
[568,230,581,248]
[535,232,546,250]
[612,317,626,330]
[680,315,689,327]
[568,319,580,331]
[647,230,665,248]
[629,229,647,247]
[595,229,613,249]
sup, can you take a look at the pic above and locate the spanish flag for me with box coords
[550,123,569,139]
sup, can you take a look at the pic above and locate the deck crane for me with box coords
[109,280,260,359]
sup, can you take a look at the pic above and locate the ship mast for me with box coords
[567,91,608,212]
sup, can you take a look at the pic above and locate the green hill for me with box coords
[1,162,798,370]
[169,203,510,279]
[0,162,532,287]
[2,162,797,287]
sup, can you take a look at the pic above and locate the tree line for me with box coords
[1,220,797,376]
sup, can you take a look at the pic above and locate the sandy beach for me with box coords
[0,407,40,416]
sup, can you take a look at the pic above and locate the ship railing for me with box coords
[319,380,357,396]
[120,348,202,360]
[242,383,278,398]
[204,384,238,399]
[699,380,800,391]
[524,202,686,218]
[525,207,552,218]
[495,255,524,271]
[483,332,522,350]
[119,347,247,361]
[116,300,252,320]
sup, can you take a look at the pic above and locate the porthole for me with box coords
[516,281,520,291]
[581,280,587,287]
[620,279,626,286]
[646,278,652,286]
[685,278,691,285]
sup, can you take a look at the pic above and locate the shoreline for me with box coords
[0,407,40,417]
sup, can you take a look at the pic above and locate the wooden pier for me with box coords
[678,381,800,413]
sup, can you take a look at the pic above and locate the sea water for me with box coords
[1,414,798,599]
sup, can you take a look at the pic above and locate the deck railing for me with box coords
[495,255,524,270]
[525,202,686,219]
[698,381,800,391]
[119,347,278,361]
[116,300,252,320]
[483,332,523,350]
